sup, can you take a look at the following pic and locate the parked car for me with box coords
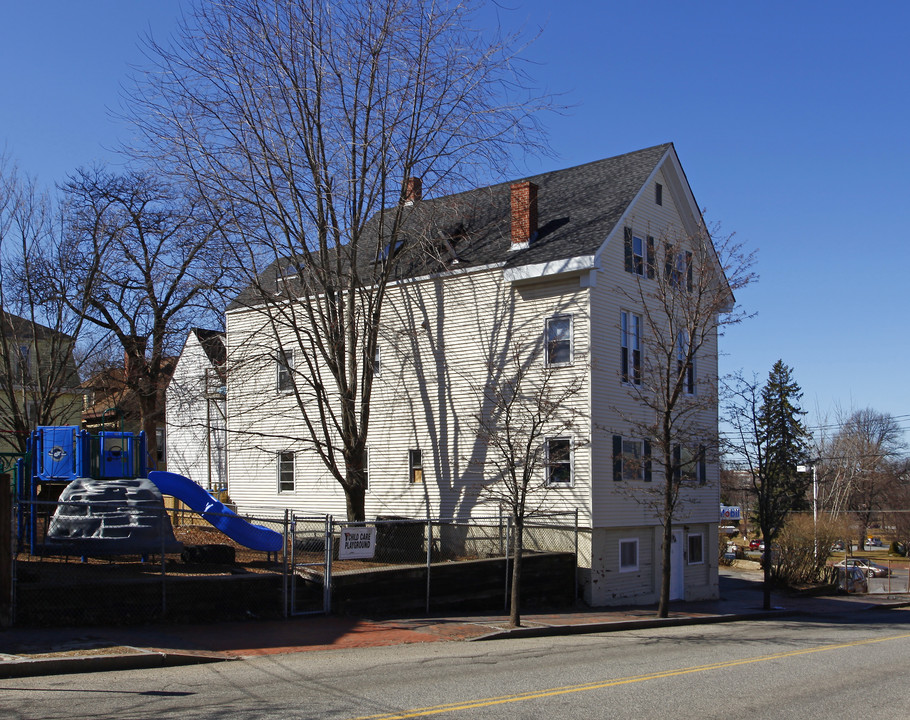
[833,557,891,578]
[866,537,883,547]
[830,540,845,552]
[749,539,765,551]
[833,565,868,594]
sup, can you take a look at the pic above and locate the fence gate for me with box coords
[289,514,332,615]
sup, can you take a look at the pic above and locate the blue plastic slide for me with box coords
[148,470,283,552]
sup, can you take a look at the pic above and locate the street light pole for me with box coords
[799,461,819,562]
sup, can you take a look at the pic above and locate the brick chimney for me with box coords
[404,177,422,205]
[510,181,538,246]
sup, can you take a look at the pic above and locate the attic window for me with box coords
[655,183,663,206]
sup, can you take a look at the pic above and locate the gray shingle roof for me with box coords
[229,143,672,309]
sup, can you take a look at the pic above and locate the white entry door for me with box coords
[670,529,684,600]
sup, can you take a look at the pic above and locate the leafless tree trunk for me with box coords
[124,0,549,520]
[467,322,586,626]
[615,224,754,617]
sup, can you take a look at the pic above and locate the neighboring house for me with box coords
[81,353,177,471]
[0,312,82,456]
[165,328,227,491]
[225,143,726,606]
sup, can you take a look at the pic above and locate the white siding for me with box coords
[225,267,593,522]
[589,167,721,530]
[165,331,227,491]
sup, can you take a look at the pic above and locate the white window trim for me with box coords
[619,538,639,572]
[545,314,573,367]
[545,436,574,487]
[363,447,370,493]
[278,451,295,493]
[620,310,642,385]
[631,235,645,276]
[409,448,423,484]
[677,330,696,396]
[277,348,294,394]
[373,346,381,378]
[687,533,704,565]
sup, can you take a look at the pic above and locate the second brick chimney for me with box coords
[404,177,422,205]
[510,181,538,246]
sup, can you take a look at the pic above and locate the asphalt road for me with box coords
[4,608,910,719]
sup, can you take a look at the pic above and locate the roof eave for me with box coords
[503,255,597,284]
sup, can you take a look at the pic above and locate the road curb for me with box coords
[468,610,795,641]
[0,650,233,679]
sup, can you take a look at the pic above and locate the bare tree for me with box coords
[0,159,85,454]
[821,408,907,549]
[884,459,910,553]
[616,224,754,617]
[56,168,225,465]
[468,324,586,627]
[125,0,547,520]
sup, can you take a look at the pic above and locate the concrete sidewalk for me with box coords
[3,568,908,678]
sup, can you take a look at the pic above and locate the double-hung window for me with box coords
[676,330,695,395]
[545,315,572,366]
[619,539,639,572]
[687,533,704,565]
[620,311,642,385]
[674,444,707,484]
[278,451,295,492]
[665,244,693,291]
[409,449,423,484]
[546,437,573,486]
[277,348,294,393]
[612,435,651,481]
[624,227,655,278]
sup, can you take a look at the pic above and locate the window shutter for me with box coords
[613,435,623,481]
[686,251,693,291]
[665,243,674,280]
[644,440,652,482]
[698,445,707,485]
[673,444,681,483]
[624,227,633,273]
[646,236,655,279]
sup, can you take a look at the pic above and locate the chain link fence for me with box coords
[9,495,578,626]
[289,511,579,616]
[13,499,288,626]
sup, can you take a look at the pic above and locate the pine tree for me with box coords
[755,360,810,608]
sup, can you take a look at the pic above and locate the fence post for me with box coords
[283,509,289,618]
[425,518,433,614]
[323,515,333,614]
[0,473,11,627]
[504,514,512,611]
[574,509,579,601]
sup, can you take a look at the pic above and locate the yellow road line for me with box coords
[348,631,910,720]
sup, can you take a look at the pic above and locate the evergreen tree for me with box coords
[755,360,810,608]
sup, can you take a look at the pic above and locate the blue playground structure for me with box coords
[17,425,282,556]
[17,426,149,553]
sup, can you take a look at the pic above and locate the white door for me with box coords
[670,529,684,600]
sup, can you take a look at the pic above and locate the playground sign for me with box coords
[339,526,376,560]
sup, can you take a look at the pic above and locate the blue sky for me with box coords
[2,1,909,441]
